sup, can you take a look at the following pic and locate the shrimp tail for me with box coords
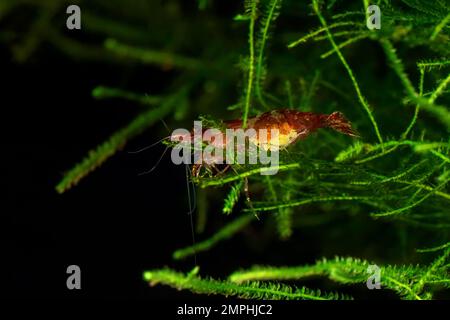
[323,111,359,137]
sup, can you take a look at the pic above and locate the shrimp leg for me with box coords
[244,177,259,220]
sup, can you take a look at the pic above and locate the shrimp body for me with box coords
[185,109,358,177]
[224,109,358,150]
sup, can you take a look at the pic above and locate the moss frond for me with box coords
[104,38,202,70]
[56,87,187,193]
[276,175,293,239]
[229,253,450,300]
[379,38,417,99]
[417,241,450,253]
[288,21,360,48]
[241,0,259,128]
[246,195,376,212]
[255,0,283,109]
[223,180,244,214]
[172,214,254,260]
[143,267,352,300]
[312,0,384,145]
[197,162,301,187]
[320,34,369,59]
[92,86,163,106]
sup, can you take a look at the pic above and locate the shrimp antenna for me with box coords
[160,118,171,134]
[127,136,170,154]
[128,119,172,154]
[186,166,197,215]
[137,145,169,175]
[185,164,198,266]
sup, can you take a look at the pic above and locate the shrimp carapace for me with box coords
[224,109,359,150]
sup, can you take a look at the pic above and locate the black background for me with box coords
[3,40,200,299]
